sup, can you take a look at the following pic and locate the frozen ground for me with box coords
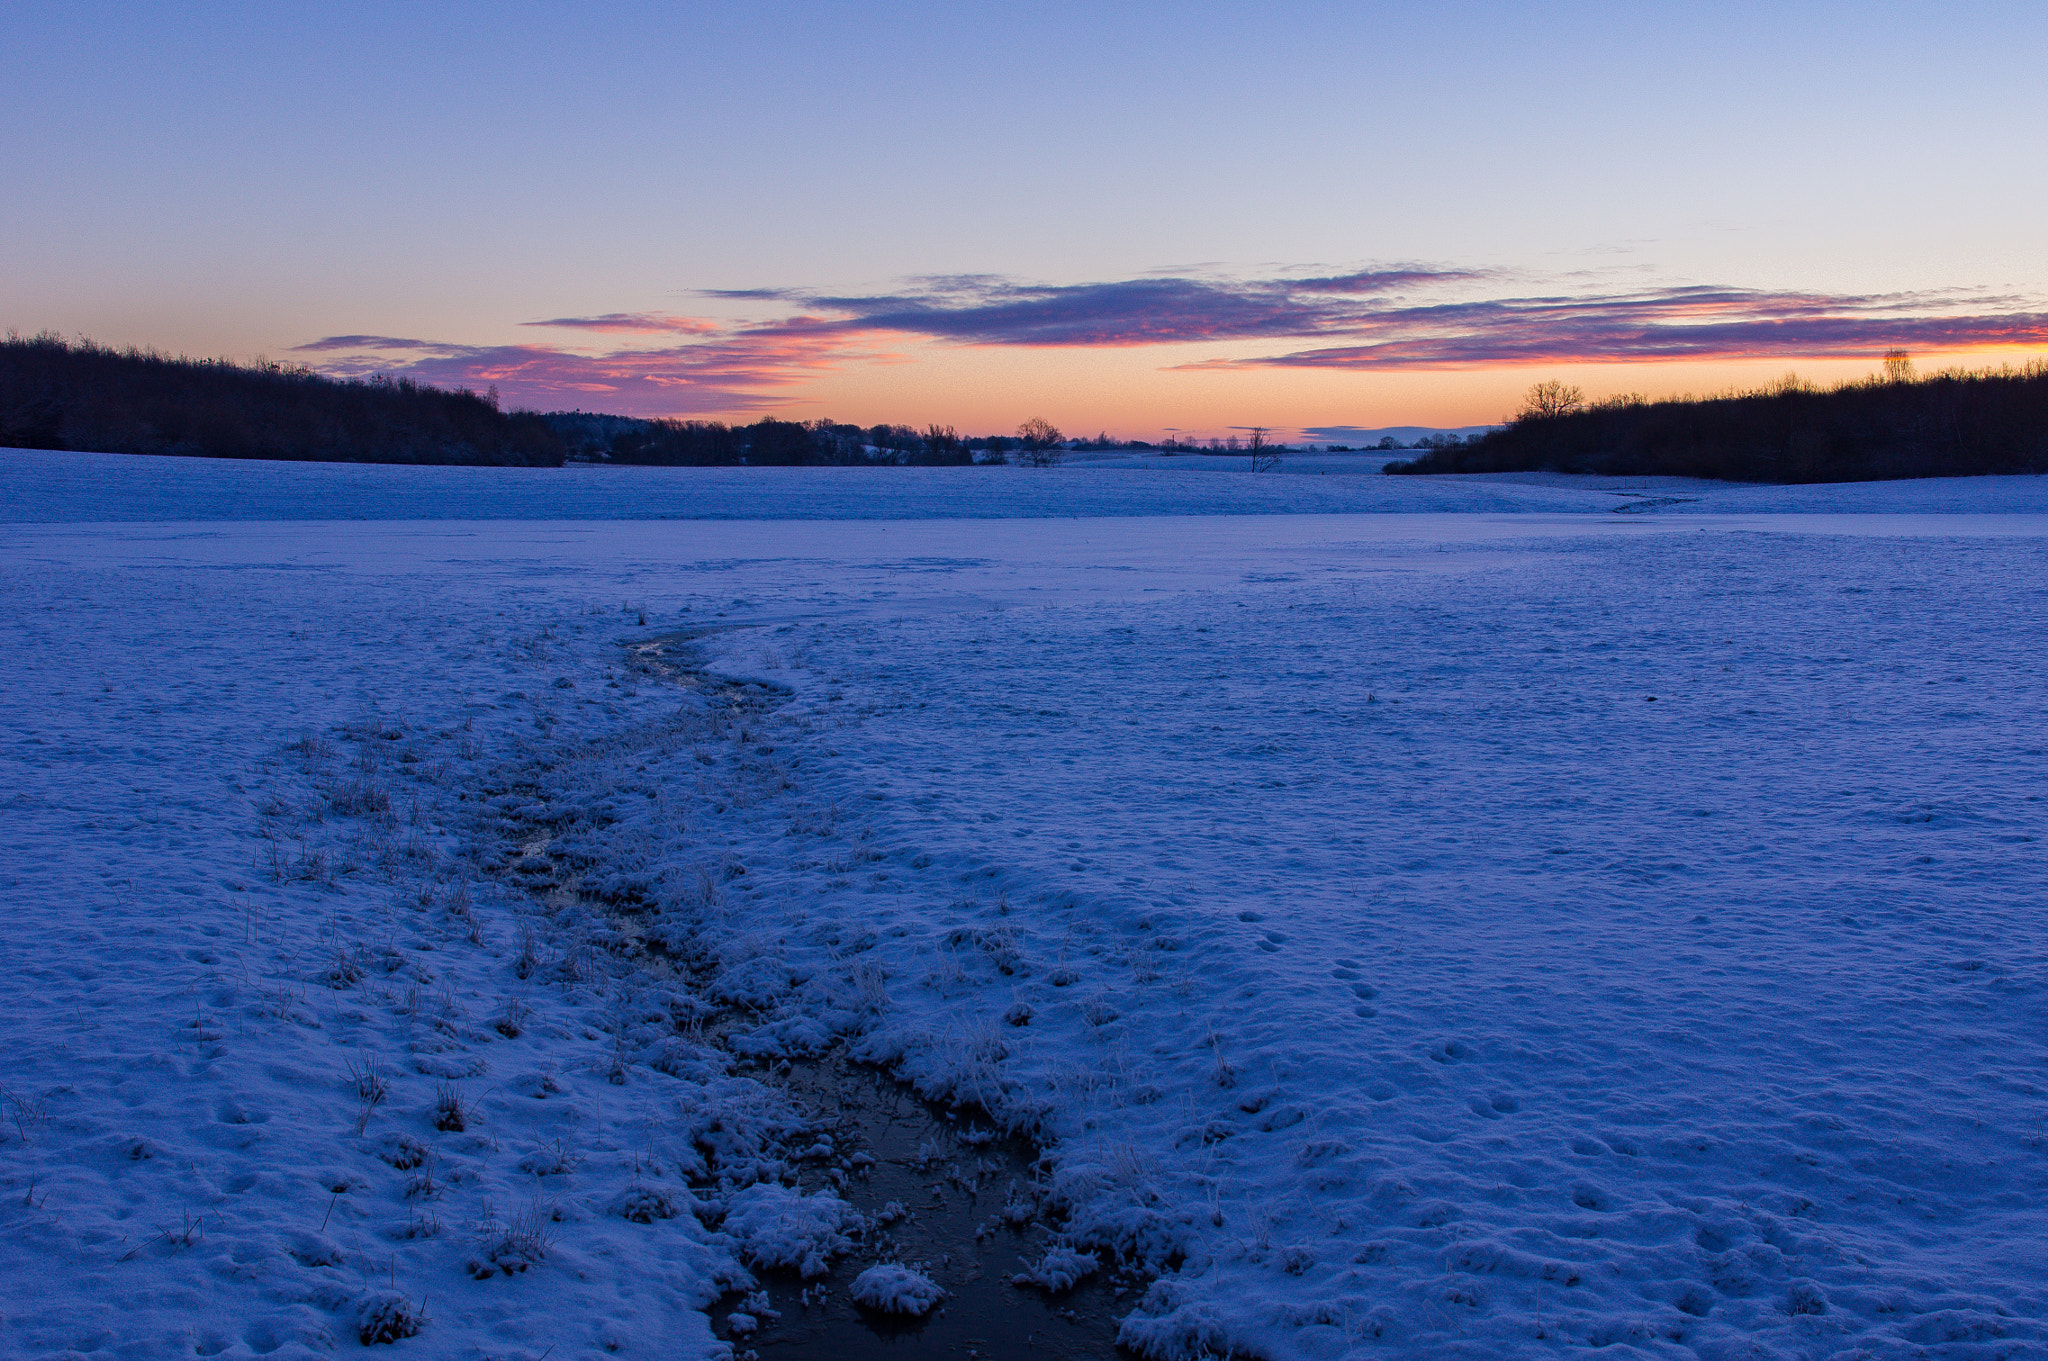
[3,449,2047,1360]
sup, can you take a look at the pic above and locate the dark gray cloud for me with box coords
[521,313,721,335]
[292,334,445,352]
[697,272,2045,366]
[741,269,1483,347]
[1179,286,2048,369]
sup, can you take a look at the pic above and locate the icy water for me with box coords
[722,1055,1142,1359]
[616,641,1141,1358]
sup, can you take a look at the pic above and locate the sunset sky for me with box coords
[6,1,2046,440]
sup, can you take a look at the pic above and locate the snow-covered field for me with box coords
[4,448,2047,1360]
[12,446,2048,522]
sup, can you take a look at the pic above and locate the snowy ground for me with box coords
[4,449,2047,1360]
[12,446,2048,522]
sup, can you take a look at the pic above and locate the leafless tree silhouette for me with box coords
[1521,380,1586,421]
[1247,427,1281,472]
[1017,417,1065,467]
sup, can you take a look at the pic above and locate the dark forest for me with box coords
[1,334,565,466]
[1385,360,2048,483]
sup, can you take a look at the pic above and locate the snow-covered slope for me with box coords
[4,455,2046,1360]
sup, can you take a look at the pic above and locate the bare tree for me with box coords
[1247,426,1281,472]
[918,423,967,464]
[1520,380,1586,421]
[1882,349,1915,384]
[1016,417,1064,467]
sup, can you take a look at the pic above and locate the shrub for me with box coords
[356,1293,427,1344]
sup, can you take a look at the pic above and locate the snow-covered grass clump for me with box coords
[1012,1245,1100,1292]
[719,1183,854,1279]
[849,1263,947,1316]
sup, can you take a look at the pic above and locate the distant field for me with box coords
[11,445,2048,522]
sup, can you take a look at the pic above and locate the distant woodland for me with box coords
[548,413,1103,466]
[1,335,564,466]
[550,413,1006,466]
[14,333,2043,482]
[0,335,1092,467]
[1385,358,2048,482]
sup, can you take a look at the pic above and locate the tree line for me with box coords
[5,331,1354,472]
[1384,358,2048,482]
[548,412,1133,467]
[548,414,1059,467]
[1,333,564,465]
[0,336,1100,468]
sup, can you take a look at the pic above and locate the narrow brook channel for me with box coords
[718,1053,1143,1359]
[590,634,1144,1355]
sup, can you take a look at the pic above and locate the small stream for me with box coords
[501,633,1145,1356]
[717,1051,1142,1359]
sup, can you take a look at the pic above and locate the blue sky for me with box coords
[5,1,2045,435]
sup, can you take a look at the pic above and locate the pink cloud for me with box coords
[294,330,888,416]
